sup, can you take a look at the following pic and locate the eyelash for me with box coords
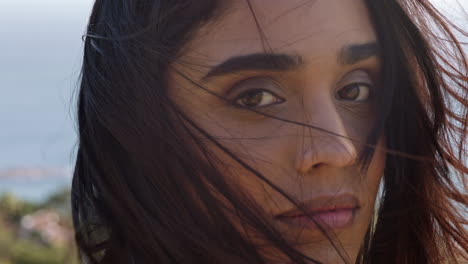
[232,88,285,109]
[336,82,374,102]
[231,82,374,109]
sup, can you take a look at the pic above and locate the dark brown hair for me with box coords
[72,0,468,263]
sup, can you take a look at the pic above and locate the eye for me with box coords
[336,83,372,102]
[233,89,285,108]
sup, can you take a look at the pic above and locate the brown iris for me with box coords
[240,90,264,107]
[337,83,370,101]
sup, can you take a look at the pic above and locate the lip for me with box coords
[275,194,360,230]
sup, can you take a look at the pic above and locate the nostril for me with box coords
[313,163,321,169]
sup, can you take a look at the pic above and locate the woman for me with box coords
[72,0,468,263]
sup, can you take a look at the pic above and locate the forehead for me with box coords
[181,0,377,67]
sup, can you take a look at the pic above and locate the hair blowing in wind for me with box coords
[72,1,467,263]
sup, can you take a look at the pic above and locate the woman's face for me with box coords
[169,0,385,263]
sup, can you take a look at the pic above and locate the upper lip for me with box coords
[275,193,360,218]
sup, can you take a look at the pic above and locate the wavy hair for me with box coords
[72,0,468,263]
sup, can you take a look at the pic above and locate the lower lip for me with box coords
[276,208,357,230]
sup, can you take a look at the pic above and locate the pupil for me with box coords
[242,91,263,106]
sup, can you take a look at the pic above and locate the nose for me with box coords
[295,98,358,174]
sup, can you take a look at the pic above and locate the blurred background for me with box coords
[0,0,466,263]
[1,0,92,263]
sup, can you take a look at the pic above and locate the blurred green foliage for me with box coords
[0,189,79,264]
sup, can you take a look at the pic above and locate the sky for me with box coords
[0,0,94,169]
[0,0,466,200]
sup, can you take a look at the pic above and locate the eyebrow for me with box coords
[202,42,379,81]
[202,53,303,81]
[338,42,379,65]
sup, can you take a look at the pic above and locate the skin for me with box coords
[168,0,386,263]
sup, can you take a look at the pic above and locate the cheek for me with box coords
[339,104,376,141]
